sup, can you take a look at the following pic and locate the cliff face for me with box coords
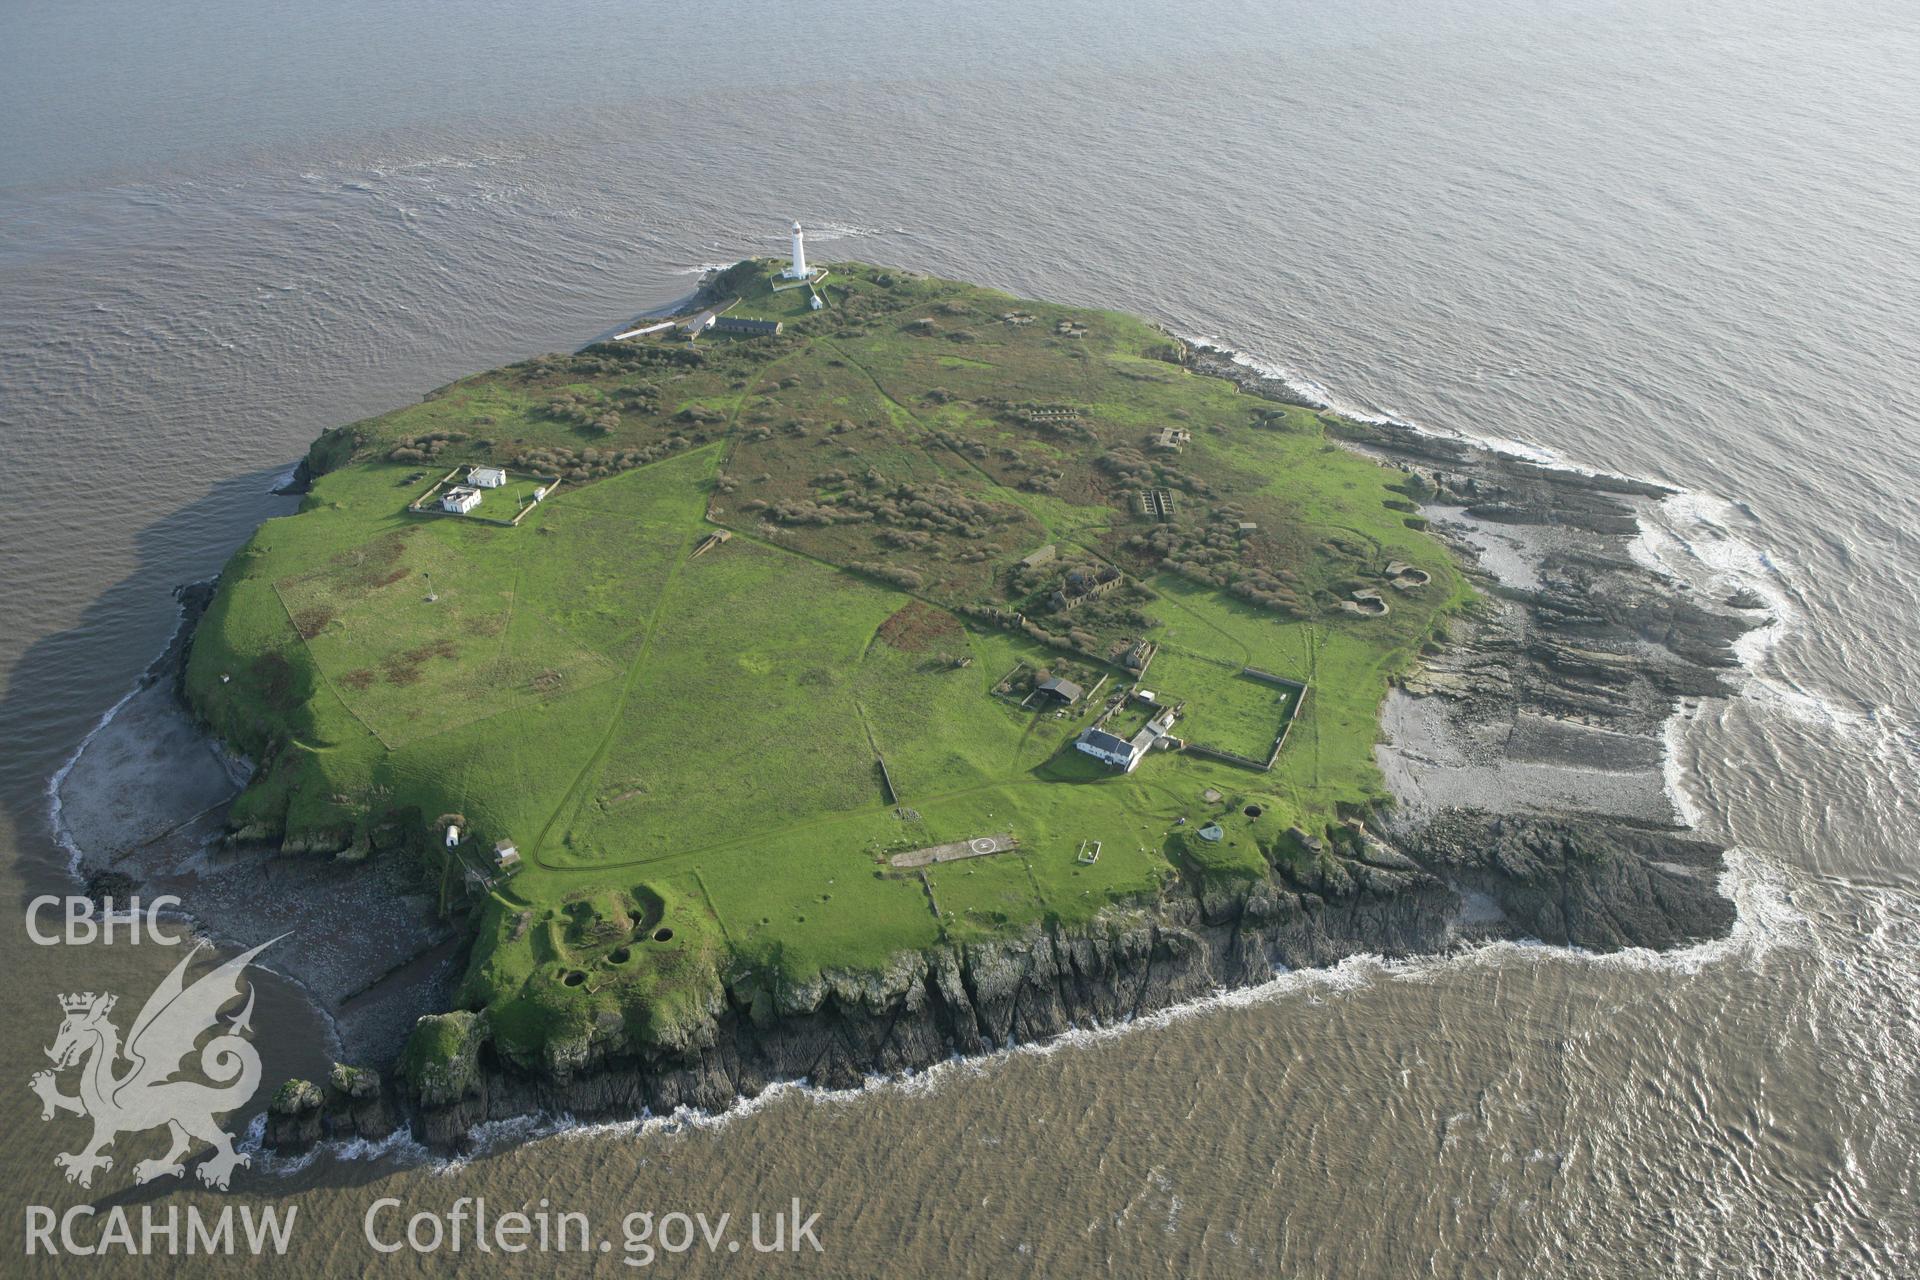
[405,871,1460,1147]
[266,813,1733,1153]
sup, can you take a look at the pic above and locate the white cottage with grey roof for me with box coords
[1075,709,1179,773]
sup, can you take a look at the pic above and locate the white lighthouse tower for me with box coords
[784,220,809,279]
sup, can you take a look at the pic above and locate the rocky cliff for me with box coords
[274,803,1737,1153]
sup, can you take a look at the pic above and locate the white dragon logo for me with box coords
[29,936,279,1190]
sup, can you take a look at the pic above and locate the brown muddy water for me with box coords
[3,1,1917,1275]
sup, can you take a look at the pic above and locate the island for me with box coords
[56,252,1763,1152]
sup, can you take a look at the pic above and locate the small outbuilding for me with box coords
[1018,544,1058,570]
[440,485,482,515]
[468,466,507,489]
[493,839,521,872]
[1036,676,1084,704]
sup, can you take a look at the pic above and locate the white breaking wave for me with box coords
[264,849,1810,1178]
[1742,674,1877,735]
[1620,489,1910,789]
[1627,490,1796,668]
[44,680,144,878]
[1182,334,1625,479]
[240,1111,431,1178]
[1662,709,1709,830]
[1454,848,1809,978]
[1623,495,1802,825]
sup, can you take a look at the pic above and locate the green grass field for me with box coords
[1144,647,1298,762]
[185,259,1473,1073]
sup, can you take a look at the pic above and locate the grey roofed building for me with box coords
[1076,707,1179,773]
[1076,726,1151,773]
[713,316,783,336]
[1077,728,1135,759]
[1036,676,1084,703]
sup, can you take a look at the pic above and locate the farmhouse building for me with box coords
[1075,728,1139,770]
[469,466,507,488]
[714,316,783,337]
[440,485,482,514]
[1075,708,1179,773]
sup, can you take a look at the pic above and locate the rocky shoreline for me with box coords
[56,586,466,1084]
[55,340,1765,1158]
